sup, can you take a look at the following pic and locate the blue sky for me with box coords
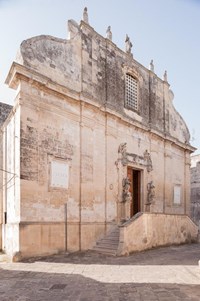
[0,0,200,152]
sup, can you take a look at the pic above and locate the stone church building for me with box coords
[0,9,198,259]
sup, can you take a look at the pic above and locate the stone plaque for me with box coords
[174,185,181,204]
[50,160,69,189]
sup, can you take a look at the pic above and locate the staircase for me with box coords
[92,226,120,255]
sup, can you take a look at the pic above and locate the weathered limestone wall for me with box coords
[17,20,190,146]
[0,130,2,250]
[11,75,191,257]
[18,80,80,253]
[0,106,20,256]
[191,155,200,226]
[119,213,198,255]
[0,102,12,250]
[19,223,66,258]
[17,80,111,254]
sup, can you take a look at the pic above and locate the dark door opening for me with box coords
[127,167,141,217]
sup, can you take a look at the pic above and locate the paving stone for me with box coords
[0,244,200,300]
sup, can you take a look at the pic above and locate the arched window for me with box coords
[125,74,138,111]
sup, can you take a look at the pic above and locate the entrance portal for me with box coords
[127,167,141,217]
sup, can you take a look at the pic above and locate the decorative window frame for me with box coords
[125,73,138,111]
[122,65,142,113]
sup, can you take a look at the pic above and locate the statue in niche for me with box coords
[146,181,155,205]
[106,26,112,41]
[83,7,89,23]
[122,177,132,203]
[144,150,153,172]
[125,34,133,54]
[118,142,128,165]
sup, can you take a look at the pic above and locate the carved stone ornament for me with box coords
[118,142,127,154]
[122,177,132,203]
[146,181,155,205]
[118,142,128,165]
[125,34,133,54]
[117,143,153,173]
[144,150,153,172]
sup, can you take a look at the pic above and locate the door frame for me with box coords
[127,166,143,217]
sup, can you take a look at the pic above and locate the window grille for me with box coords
[125,74,138,111]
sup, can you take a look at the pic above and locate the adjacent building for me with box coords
[191,154,200,226]
[0,9,198,260]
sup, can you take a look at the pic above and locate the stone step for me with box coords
[97,239,119,245]
[105,237,119,242]
[105,232,120,238]
[108,228,120,233]
[106,233,119,238]
[101,234,119,239]
[93,244,118,250]
[108,230,119,233]
[96,242,119,249]
[92,246,118,255]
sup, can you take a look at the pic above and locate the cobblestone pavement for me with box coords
[0,243,200,301]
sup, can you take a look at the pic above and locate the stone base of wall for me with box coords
[0,224,2,250]
[118,213,199,255]
[8,221,113,260]
[3,223,19,257]
[19,222,66,259]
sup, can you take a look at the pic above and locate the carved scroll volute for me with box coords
[144,150,153,172]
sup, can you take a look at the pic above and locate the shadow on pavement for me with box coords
[0,268,200,301]
[22,243,200,266]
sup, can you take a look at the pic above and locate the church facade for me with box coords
[0,9,198,259]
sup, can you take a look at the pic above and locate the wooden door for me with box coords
[127,167,141,217]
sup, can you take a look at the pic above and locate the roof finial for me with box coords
[83,7,89,24]
[106,26,112,41]
[163,70,168,82]
[149,59,154,72]
[125,34,133,54]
